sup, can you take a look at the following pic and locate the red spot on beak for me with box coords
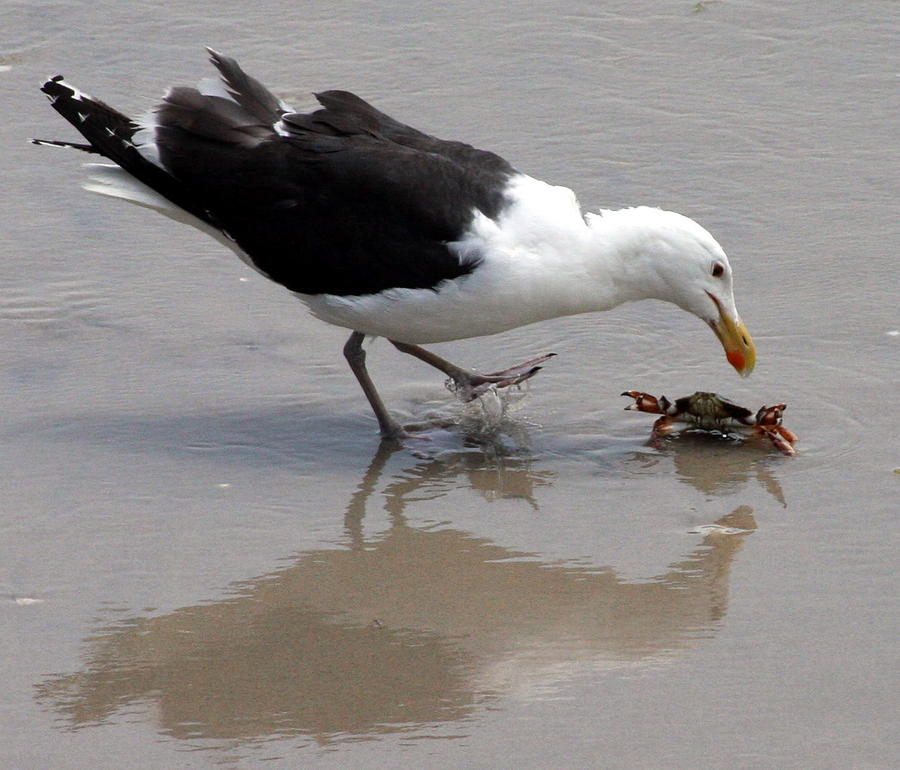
[727,349,746,372]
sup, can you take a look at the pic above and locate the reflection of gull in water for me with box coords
[345,438,553,520]
[36,444,756,747]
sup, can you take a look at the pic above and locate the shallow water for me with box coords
[2,1,897,768]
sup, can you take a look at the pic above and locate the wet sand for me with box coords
[2,1,897,767]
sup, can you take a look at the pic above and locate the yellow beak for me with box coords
[709,314,756,376]
[707,293,756,376]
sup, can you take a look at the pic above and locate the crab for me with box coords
[621,391,798,455]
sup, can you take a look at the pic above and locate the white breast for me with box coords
[298,175,605,343]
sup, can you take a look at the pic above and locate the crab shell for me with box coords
[622,391,798,455]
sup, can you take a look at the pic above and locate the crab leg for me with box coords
[757,426,798,456]
[775,425,798,444]
[651,415,679,441]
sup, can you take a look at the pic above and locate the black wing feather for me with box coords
[206,48,285,125]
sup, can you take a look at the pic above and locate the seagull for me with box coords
[33,49,756,439]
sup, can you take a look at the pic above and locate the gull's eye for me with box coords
[711,262,725,278]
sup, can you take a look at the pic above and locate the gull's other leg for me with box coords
[390,340,554,401]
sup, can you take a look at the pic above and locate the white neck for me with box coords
[469,200,682,329]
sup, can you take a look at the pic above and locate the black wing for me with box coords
[39,51,517,296]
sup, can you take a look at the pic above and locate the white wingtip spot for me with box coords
[132,111,162,168]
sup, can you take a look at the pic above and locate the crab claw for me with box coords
[755,403,787,426]
[622,391,667,414]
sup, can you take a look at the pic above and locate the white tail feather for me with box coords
[83,163,175,211]
[81,163,255,267]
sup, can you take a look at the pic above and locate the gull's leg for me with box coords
[390,340,555,402]
[343,332,406,440]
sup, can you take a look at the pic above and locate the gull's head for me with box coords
[596,207,756,376]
